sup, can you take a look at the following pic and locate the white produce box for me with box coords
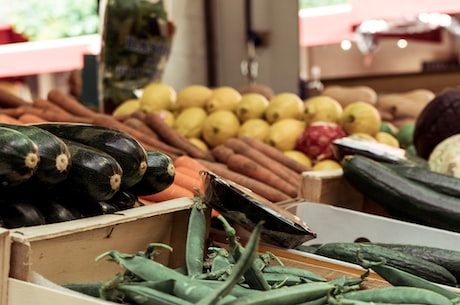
[296,201,460,251]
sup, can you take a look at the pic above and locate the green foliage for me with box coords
[9,0,99,41]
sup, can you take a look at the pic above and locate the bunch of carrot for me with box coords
[0,88,311,204]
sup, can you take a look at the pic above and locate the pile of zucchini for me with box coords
[341,155,460,233]
[0,122,175,228]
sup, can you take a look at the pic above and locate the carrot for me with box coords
[226,153,298,198]
[0,113,23,124]
[143,112,215,161]
[92,114,185,158]
[22,106,93,124]
[47,89,99,118]
[140,183,195,202]
[198,159,291,203]
[173,169,203,194]
[224,138,301,187]
[173,155,209,174]
[18,113,48,124]
[174,166,202,182]
[211,145,235,163]
[0,106,28,118]
[0,88,30,108]
[122,117,159,139]
[32,98,72,115]
[240,137,311,173]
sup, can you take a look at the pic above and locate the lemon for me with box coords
[266,118,305,151]
[235,93,269,122]
[303,95,343,126]
[312,159,342,171]
[237,118,270,141]
[139,82,176,112]
[154,109,175,127]
[283,150,312,168]
[340,101,381,136]
[188,137,209,151]
[265,92,304,124]
[206,86,242,113]
[348,133,376,142]
[202,110,240,147]
[375,131,400,148]
[112,99,141,116]
[174,107,208,138]
[176,85,213,110]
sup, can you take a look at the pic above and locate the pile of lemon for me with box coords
[112,82,400,171]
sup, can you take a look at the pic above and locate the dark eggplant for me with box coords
[0,199,46,228]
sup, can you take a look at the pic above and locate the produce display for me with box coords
[61,197,460,305]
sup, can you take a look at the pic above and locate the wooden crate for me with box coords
[8,197,194,285]
[298,169,389,216]
[1,228,11,305]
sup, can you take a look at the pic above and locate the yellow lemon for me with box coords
[174,107,208,138]
[303,95,343,126]
[237,118,270,142]
[312,159,342,171]
[375,131,400,148]
[265,92,304,124]
[188,137,209,151]
[283,150,312,168]
[112,99,141,116]
[202,110,240,147]
[348,133,377,142]
[206,86,242,113]
[235,93,269,122]
[154,109,175,127]
[340,101,381,136]
[176,85,213,110]
[266,118,305,151]
[139,82,176,112]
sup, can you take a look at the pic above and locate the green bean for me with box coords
[218,215,271,291]
[262,272,306,287]
[195,280,257,297]
[116,283,194,305]
[262,265,327,282]
[186,197,207,277]
[341,286,453,305]
[196,221,264,305]
[218,281,334,305]
[296,295,328,305]
[357,254,460,300]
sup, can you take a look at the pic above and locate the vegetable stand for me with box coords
[0,228,10,305]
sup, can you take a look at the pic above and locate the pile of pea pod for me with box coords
[63,196,460,305]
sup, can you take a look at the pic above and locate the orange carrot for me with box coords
[23,106,93,124]
[0,113,23,124]
[198,159,291,203]
[0,88,30,108]
[32,98,72,116]
[122,117,159,139]
[143,112,215,161]
[173,169,203,194]
[240,137,311,173]
[18,113,48,124]
[224,138,301,187]
[0,106,28,118]
[226,154,298,198]
[140,183,194,202]
[211,145,235,163]
[174,166,202,181]
[173,155,209,174]
[47,89,99,118]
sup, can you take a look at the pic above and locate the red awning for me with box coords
[299,0,460,46]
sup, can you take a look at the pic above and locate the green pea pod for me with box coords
[218,215,271,291]
[117,284,194,305]
[342,286,452,305]
[221,281,334,305]
[195,221,265,305]
[62,282,104,298]
[186,198,207,277]
[262,265,327,282]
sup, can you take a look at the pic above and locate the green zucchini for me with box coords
[34,122,147,189]
[0,126,39,188]
[342,155,460,233]
[55,139,123,202]
[128,150,175,196]
[0,123,71,185]
[371,243,460,283]
[384,163,460,198]
[313,242,457,286]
